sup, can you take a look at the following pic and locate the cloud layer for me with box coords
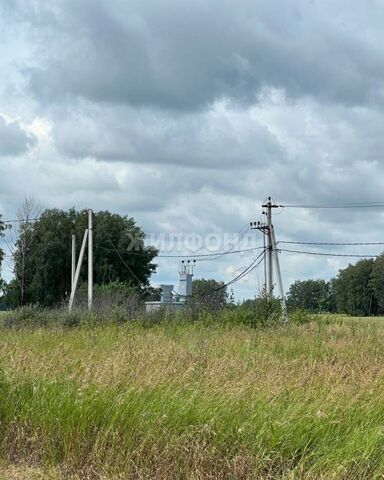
[22,0,384,110]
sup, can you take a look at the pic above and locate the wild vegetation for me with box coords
[1,206,384,317]
[1,207,158,308]
[1,207,384,478]
[0,309,384,479]
[287,257,384,316]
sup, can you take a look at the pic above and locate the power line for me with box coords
[207,224,251,258]
[173,252,265,298]
[280,248,379,258]
[279,201,384,209]
[107,240,146,288]
[227,253,265,286]
[279,240,384,246]
[97,245,265,258]
[212,250,266,292]
[191,224,252,263]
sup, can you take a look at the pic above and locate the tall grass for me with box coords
[1,312,384,478]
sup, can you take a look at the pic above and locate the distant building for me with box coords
[145,261,195,312]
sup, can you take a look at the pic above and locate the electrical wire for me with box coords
[226,253,265,286]
[155,223,252,263]
[202,223,251,259]
[279,201,384,209]
[223,223,250,248]
[97,245,265,258]
[174,249,266,299]
[107,240,147,288]
[211,249,266,292]
[280,248,379,258]
[279,241,384,246]
[198,230,253,263]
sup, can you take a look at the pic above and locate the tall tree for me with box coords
[333,259,376,316]
[368,254,384,313]
[13,198,41,305]
[9,209,158,306]
[191,278,228,310]
[287,279,335,312]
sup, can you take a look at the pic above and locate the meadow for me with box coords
[0,311,384,479]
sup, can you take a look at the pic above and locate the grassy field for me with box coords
[0,314,384,479]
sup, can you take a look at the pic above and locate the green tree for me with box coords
[239,295,282,326]
[2,279,19,308]
[0,214,5,293]
[287,279,335,312]
[11,198,41,305]
[368,254,384,313]
[191,278,228,310]
[9,208,158,307]
[333,259,376,316]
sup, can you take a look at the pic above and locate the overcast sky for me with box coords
[2,0,384,299]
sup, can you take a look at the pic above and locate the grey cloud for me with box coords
[53,103,283,168]
[9,0,384,110]
[50,93,384,230]
[0,116,36,156]
[4,0,384,298]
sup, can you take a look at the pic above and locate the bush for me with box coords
[0,300,314,332]
[75,281,141,316]
[1,305,139,330]
[288,308,313,325]
[1,305,47,329]
[235,297,283,327]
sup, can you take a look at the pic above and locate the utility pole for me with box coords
[270,225,288,323]
[69,229,89,310]
[262,226,267,295]
[266,201,273,298]
[261,197,279,299]
[251,197,288,322]
[69,209,94,311]
[71,234,76,292]
[250,220,269,295]
[88,209,93,310]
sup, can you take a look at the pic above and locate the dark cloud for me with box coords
[10,0,384,110]
[3,0,384,297]
[53,103,282,168]
[0,116,36,156]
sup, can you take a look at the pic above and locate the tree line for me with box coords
[1,203,383,316]
[287,257,384,316]
[0,204,228,310]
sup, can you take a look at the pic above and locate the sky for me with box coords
[1,0,384,300]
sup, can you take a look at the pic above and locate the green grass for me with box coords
[1,314,384,478]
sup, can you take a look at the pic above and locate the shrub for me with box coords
[288,308,313,325]
[75,281,141,316]
[235,297,283,328]
[1,305,47,329]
